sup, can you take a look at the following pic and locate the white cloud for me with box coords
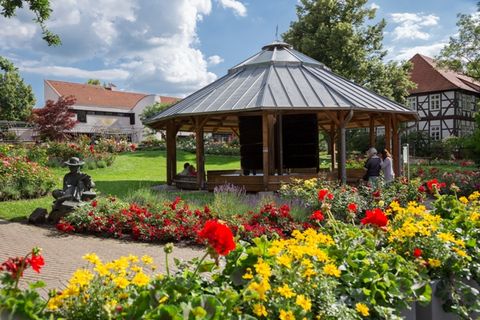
[19,65,130,80]
[388,42,447,61]
[218,0,247,17]
[370,3,380,10]
[0,0,229,97]
[207,55,224,65]
[390,13,439,40]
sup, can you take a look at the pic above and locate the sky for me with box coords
[0,0,477,107]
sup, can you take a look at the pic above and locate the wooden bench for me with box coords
[173,175,198,190]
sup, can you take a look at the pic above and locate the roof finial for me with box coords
[275,24,279,41]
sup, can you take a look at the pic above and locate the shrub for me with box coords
[0,156,55,201]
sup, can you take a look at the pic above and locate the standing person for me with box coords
[363,147,381,188]
[380,149,395,185]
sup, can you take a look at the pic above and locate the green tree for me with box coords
[1,0,60,46]
[283,0,415,103]
[140,102,175,123]
[436,2,480,80]
[0,0,61,46]
[86,79,101,85]
[0,57,35,121]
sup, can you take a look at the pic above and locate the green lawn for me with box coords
[0,150,240,221]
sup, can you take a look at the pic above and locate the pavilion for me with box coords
[146,42,418,191]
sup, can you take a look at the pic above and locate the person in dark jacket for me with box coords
[363,147,381,188]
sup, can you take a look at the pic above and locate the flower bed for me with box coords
[0,155,55,201]
[2,190,479,319]
[413,166,480,196]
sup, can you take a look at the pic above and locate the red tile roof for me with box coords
[45,80,180,110]
[408,54,480,95]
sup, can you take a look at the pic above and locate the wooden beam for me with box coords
[338,110,354,184]
[278,113,284,175]
[391,115,401,176]
[324,110,341,126]
[195,117,206,190]
[369,115,375,147]
[166,121,178,185]
[262,112,270,190]
[385,114,392,153]
[230,127,240,138]
[268,114,276,175]
[329,122,337,172]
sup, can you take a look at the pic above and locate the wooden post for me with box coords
[195,117,207,190]
[329,123,336,172]
[268,114,276,175]
[278,114,284,175]
[369,115,375,147]
[392,115,401,176]
[385,114,392,153]
[166,121,177,185]
[262,112,270,190]
[339,110,354,184]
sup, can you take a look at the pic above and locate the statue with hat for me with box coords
[48,157,96,223]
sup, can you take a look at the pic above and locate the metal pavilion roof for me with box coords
[147,42,418,128]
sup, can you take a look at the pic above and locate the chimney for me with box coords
[105,83,117,91]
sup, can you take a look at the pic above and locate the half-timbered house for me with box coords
[407,54,480,141]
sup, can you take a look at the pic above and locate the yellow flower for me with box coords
[296,295,312,311]
[191,306,207,317]
[428,259,441,268]
[243,267,254,280]
[356,303,370,317]
[471,212,480,221]
[248,280,271,301]
[459,196,468,204]
[468,191,480,202]
[113,276,130,289]
[159,296,168,304]
[132,272,150,287]
[94,263,110,277]
[253,303,268,317]
[452,247,469,258]
[438,232,456,243]
[277,254,292,269]
[254,258,272,279]
[47,296,63,310]
[106,299,118,310]
[276,284,296,298]
[141,255,154,265]
[279,309,295,320]
[83,253,101,265]
[70,269,94,287]
[323,264,341,277]
[127,254,139,263]
[130,265,142,273]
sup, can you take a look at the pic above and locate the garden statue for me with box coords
[48,157,96,223]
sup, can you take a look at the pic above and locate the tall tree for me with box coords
[31,96,77,141]
[140,102,175,123]
[1,0,60,46]
[283,0,415,103]
[0,57,35,121]
[436,2,480,81]
[86,79,101,85]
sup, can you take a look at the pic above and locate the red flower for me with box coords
[27,254,45,273]
[318,189,332,201]
[361,208,388,227]
[413,248,422,258]
[309,210,324,221]
[197,220,235,256]
[91,200,98,208]
[418,185,426,193]
[426,179,446,193]
[89,145,95,154]
[347,203,358,213]
[372,190,381,199]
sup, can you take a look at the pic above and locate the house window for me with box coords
[77,111,87,123]
[407,97,416,110]
[430,125,441,141]
[429,94,441,111]
[130,114,135,125]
